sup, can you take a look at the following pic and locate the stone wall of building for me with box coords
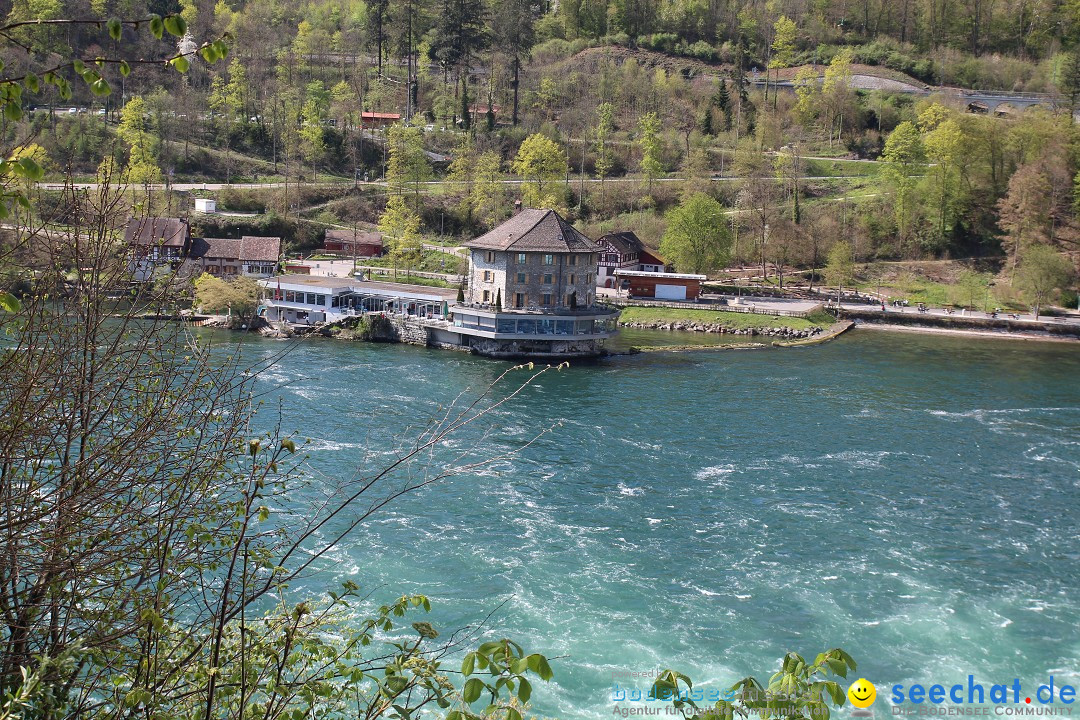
[468,250,600,310]
[468,337,607,359]
[387,316,430,345]
[467,250,509,305]
[501,251,597,310]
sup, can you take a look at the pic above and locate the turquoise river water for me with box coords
[236,328,1080,719]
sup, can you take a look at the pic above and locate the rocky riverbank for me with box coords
[619,319,823,339]
[257,314,399,341]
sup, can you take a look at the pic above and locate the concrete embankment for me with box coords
[841,308,1080,341]
[773,320,854,347]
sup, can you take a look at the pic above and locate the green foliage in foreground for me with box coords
[617,306,833,331]
[0,10,226,218]
[453,640,554,720]
[193,273,260,316]
[655,648,857,720]
[0,213,559,720]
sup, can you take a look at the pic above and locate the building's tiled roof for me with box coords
[123,217,189,247]
[463,209,596,252]
[189,236,281,262]
[325,229,383,246]
[191,238,240,261]
[240,236,282,262]
[597,231,645,256]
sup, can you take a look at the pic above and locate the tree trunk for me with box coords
[512,57,520,126]
[760,231,767,283]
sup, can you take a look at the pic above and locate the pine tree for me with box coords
[715,78,732,131]
[368,0,390,74]
[491,0,536,126]
[460,80,471,130]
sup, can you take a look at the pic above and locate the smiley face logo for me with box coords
[847,679,877,709]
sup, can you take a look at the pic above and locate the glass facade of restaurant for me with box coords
[453,313,616,336]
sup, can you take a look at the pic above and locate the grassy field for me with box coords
[364,248,466,274]
[366,272,455,288]
[617,306,834,331]
[851,262,1028,311]
[803,158,886,178]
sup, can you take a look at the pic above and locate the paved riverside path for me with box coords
[833,299,1080,328]
[597,287,824,315]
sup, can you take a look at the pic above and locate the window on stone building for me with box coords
[543,254,553,265]
[486,251,495,262]
[515,293,525,308]
[542,293,552,306]
[569,274,576,285]
[483,290,491,303]
[517,253,527,264]
[543,273,552,284]
[517,272,526,283]
[483,270,494,282]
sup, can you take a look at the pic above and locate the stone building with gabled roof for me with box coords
[461,208,600,310]
[451,208,618,358]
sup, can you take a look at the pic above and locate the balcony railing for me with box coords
[455,302,616,316]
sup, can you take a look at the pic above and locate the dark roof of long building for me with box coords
[190,238,238,260]
[123,217,190,247]
[596,231,645,256]
[325,228,383,246]
[462,209,596,252]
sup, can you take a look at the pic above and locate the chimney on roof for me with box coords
[514,199,522,214]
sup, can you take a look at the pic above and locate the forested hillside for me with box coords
[1,0,1078,303]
